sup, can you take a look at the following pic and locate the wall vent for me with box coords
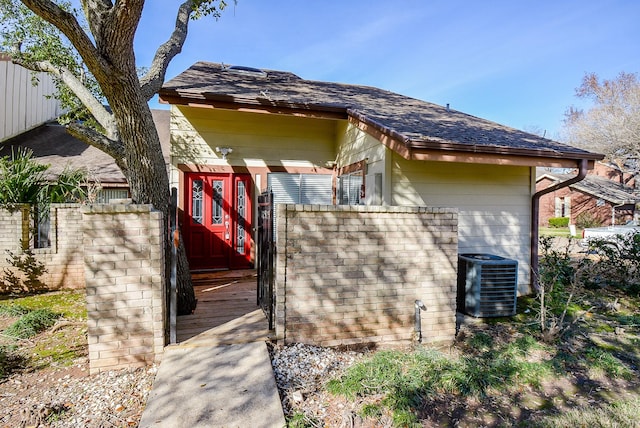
[457,253,518,317]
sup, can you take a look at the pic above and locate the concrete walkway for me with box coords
[139,342,285,428]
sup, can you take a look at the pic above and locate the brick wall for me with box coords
[274,205,458,347]
[1,203,166,373]
[83,203,165,374]
[0,205,25,255]
[0,204,85,290]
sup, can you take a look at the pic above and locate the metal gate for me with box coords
[257,191,274,330]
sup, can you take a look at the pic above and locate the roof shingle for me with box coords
[160,62,603,162]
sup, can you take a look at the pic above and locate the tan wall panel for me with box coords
[391,154,533,293]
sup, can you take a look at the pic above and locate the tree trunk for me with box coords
[106,77,197,315]
[12,0,198,314]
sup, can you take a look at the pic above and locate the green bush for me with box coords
[580,232,640,293]
[575,211,601,229]
[548,217,570,228]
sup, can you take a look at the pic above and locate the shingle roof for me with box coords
[539,171,639,204]
[160,62,603,163]
[0,110,170,184]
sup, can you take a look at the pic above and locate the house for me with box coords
[537,162,639,227]
[0,109,171,203]
[159,62,604,296]
[2,53,172,201]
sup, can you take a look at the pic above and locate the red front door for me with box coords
[183,173,252,270]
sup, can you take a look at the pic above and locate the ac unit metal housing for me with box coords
[457,253,518,317]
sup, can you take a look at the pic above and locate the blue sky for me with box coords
[137,0,640,139]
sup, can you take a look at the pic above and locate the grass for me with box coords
[539,226,583,238]
[532,396,640,428]
[316,288,640,427]
[0,290,88,377]
[326,334,555,426]
[0,290,86,319]
[584,347,633,380]
[3,308,60,339]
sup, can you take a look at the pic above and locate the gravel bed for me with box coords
[0,361,157,427]
[269,343,363,421]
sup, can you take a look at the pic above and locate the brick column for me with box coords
[83,203,165,374]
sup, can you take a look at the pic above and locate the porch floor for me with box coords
[175,269,272,347]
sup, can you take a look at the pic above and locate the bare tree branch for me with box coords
[139,0,194,100]
[21,0,112,79]
[66,122,126,165]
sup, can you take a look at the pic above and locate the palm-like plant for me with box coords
[0,147,48,205]
[1,147,88,248]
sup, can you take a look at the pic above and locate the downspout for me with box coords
[530,159,589,290]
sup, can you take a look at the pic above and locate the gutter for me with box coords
[530,158,589,290]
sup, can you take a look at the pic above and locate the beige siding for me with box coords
[335,122,390,204]
[391,154,533,293]
[0,59,61,142]
[171,106,338,170]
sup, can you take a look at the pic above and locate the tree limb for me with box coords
[139,0,194,100]
[66,122,126,166]
[21,0,112,79]
[10,54,119,140]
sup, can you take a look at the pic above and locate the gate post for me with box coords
[83,203,166,374]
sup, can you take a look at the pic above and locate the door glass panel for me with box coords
[212,179,224,224]
[236,180,246,254]
[192,179,203,224]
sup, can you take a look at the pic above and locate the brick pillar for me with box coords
[83,203,165,374]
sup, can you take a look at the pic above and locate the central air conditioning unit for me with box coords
[457,253,518,317]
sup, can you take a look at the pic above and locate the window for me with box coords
[554,196,571,218]
[338,172,363,205]
[96,188,130,203]
[337,160,367,206]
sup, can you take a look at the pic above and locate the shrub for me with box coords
[580,232,640,293]
[548,217,570,228]
[4,308,60,339]
[575,211,601,229]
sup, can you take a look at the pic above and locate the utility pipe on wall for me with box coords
[414,300,427,342]
[530,159,589,290]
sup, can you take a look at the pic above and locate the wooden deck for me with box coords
[175,270,272,347]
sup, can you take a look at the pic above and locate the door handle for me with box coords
[225,221,230,240]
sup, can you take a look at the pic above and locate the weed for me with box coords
[616,314,640,326]
[4,308,60,339]
[360,403,383,419]
[287,411,318,428]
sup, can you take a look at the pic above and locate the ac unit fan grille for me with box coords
[458,254,518,318]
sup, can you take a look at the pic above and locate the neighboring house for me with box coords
[537,162,639,227]
[0,109,171,203]
[159,62,604,294]
[1,53,62,141]
[2,54,171,202]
